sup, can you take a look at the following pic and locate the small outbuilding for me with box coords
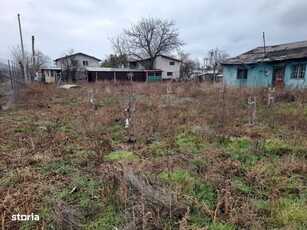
[38,67,62,84]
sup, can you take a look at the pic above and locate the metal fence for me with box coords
[0,58,24,90]
[0,58,25,108]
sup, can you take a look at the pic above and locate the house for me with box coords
[54,52,101,81]
[222,40,307,88]
[195,70,222,82]
[129,55,181,81]
[86,67,163,82]
[54,52,101,69]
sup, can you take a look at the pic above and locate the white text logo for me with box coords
[11,213,40,221]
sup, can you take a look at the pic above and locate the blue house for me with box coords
[222,40,307,88]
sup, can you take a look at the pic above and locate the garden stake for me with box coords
[268,86,275,107]
[247,96,256,126]
[166,86,172,106]
[219,82,226,127]
[88,88,95,110]
[124,95,136,143]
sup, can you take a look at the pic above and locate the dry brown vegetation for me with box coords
[0,81,306,229]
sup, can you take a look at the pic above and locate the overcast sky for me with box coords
[1,0,307,65]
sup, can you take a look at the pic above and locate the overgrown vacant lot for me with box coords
[1,82,306,230]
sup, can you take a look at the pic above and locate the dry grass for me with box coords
[0,81,306,229]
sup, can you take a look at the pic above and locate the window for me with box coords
[83,61,88,66]
[50,70,54,77]
[167,72,173,76]
[237,68,248,79]
[155,72,162,77]
[291,64,305,79]
[169,61,175,65]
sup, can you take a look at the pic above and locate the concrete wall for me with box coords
[56,54,100,69]
[284,61,307,88]
[74,54,100,68]
[129,56,181,80]
[223,64,273,87]
[154,56,181,80]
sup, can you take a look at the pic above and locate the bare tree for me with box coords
[60,49,80,82]
[207,48,229,82]
[101,54,128,68]
[10,45,51,78]
[179,52,200,81]
[10,46,30,78]
[111,17,184,69]
[32,50,51,72]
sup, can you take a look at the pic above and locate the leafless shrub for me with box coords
[53,200,82,230]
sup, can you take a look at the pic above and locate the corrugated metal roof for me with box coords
[85,67,145,72]
[223,40,307,65]
[41,67,62,70]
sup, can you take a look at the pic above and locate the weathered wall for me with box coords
[56,54,100,69]
[284,61,307,88]
[223,62,307,88]
[154,56,181,80]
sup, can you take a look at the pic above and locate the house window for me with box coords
[50,70,54,77]
[291,64,305,79]
[237,68,248,79]
[83,61,88,66]
[170,61,175,65]
[167,72,173,76]
[155,72,162,77]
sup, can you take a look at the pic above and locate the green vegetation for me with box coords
[159,170,196,193]
[1,82,306,229]
[106,150,137,162]
[268,197,307,229]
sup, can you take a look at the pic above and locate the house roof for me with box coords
[129,55,181,63]
[222,40,307,65]
[54,52,101,62]
[159,55,182,62]
[41,67,62,70]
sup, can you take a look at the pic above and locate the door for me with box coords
[272,67,285,87]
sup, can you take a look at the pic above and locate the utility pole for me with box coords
[263,32,267,58]
[17,13,28,83]
[32,36,35,76]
